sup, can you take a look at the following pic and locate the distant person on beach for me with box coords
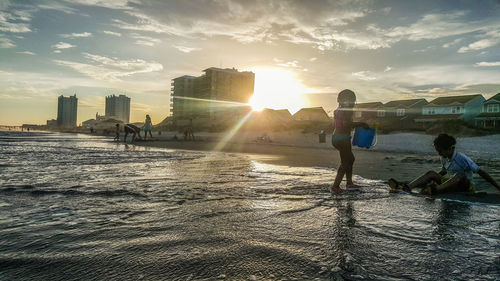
[114,124,120,141]
[331,89,369,193]
[143,115,153,140]
[124,124,141,142]
[389,133,500,195]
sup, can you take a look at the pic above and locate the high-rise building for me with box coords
[105,94,130,123]
[171,68,255,120]
[57,95,78,127]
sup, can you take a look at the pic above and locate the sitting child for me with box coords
[389,133,499,195]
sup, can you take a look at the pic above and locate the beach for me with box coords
[135,131,500,194]
[1,132,499,281]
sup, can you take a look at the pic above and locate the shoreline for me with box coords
[129,132,499,194]
[133,138,440,184]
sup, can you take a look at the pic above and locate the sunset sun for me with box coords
[248,68,309,113]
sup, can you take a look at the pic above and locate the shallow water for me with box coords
[0,132,499,280]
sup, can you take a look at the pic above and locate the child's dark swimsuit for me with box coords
[332,108,351,146]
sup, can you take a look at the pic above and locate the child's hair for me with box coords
[433,133,456,150]
[337,89,356,103]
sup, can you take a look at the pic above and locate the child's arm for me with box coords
[352,122,369,129]
[477,169,500,191]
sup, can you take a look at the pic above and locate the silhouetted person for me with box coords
[124,124,141,142]
[143,114,153,140]
[114,124,120,141]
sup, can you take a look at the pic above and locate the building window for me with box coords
[451,106,462,114]
[355,111,362,118]
[377,110,385,117]
[396,109,405,116]
[424,108,435,115]
[487,104,499,113]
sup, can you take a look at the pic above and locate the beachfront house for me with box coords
[352,102,383,124]
[292,107,330,122]
[475,93,500,130]
[414,94,485,126]
[376,98,428,130]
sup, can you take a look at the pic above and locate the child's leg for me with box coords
[333,141,354,188]
[435,174,468,194]
[407,171,442,190]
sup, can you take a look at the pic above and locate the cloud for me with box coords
[384,12,474,41]
[53,52,163,82]
[475,61,500,67]
[17,51,36,55]
[352,71,376,81]
[277,60,299,68]
[111,10,183,35]
[458,39,498,53]
[0,36,15,48]
[442,38,462,48]
[173,45,201,53]
[103,30,121,36]
[52,42,76,49]
[130,33,161,46]
[0,11,32,33]
[38,3,77,14]
[60,32,93,38]
[62,0,140,10]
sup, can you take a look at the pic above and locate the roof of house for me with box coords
[274,109,292,118]
[414,114,464,121]
[427,94,483,106]
[292,107,330,120]
[485,93,500,102]
[293,107,327,114]
[354,102,383,109]
[383,98,428,108]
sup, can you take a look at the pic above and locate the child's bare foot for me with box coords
[330,185,344,193]
[346,184,362,191]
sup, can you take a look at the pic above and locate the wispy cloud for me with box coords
[475,61,500,67]
[0,11,32,33]
[52,42,76,49]
[0,36,15,48]
[130,33,161,46]
[458,29,500,53]
[54,52,163,82]
[62,0,139,10]
[103,30,121,36]
[173,45,201,53]
[38,3,77,14]
[60,32,93,38]
[17,51,36,55]
[352,71,376,81]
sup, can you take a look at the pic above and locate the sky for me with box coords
[0,0,499,126]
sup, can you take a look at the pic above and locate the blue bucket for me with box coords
[352,127,376,148]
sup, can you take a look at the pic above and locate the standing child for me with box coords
[389,133,499,195]
[114,123,120,141]
[143,115,153,140]
[331,89,369,193]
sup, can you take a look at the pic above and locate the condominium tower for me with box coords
[171,67,255,120]
[57,95,78,127]
[105,94,130,123]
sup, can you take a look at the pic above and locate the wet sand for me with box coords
[134,139,440,185]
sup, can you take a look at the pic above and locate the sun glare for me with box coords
[248,68,308,113]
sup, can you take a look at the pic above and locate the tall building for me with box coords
[171,67,255,120]
[57,95,78,127]
[105,94,130,123]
